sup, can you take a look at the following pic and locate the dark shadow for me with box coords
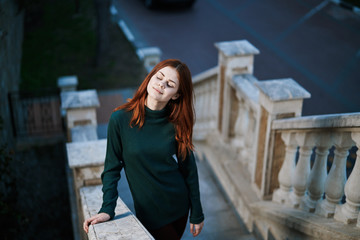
[113,211,133,220]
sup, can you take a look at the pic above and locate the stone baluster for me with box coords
[272,132,297,205]
[315,132,354,218]
[334,132,360,224]
[289,132,316,208]
[303,132,333,212]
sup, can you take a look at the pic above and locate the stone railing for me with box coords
[192,40,360,239]
[60,81,153,240]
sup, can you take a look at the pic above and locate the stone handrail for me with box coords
[271,113,360,225]
[192,39,360,239]
[81,185,154,240]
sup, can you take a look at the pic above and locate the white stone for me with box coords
[57,75,78,91]
[66,139,107,168]
[215,40,260,56]
[334,132,360,224]
[272,112,360,130]
[256,78,311,102]
[81,185,154,240]
[61,90,100,109]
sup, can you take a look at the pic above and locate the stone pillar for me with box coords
[136,47,161,73]
[303,132,333,212]
[272,132,297,205]
[254,79,310,198]
[316,132,354,218]
[334,132,360,224]
[60,90,100,142]
[214,40,259,141]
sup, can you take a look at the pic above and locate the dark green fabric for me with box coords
[99,106,204,229]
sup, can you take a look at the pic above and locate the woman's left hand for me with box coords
[190,221,204,237]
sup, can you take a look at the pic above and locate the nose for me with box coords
[158,81,165,89]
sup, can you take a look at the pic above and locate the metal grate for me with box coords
[8,89,65,138]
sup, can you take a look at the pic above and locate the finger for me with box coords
[194,226,200,237]
[190,223,194,234]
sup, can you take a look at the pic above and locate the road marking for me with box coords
[118,20,135,43]
[276,0,330,42]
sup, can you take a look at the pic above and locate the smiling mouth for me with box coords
[153,87,163,94]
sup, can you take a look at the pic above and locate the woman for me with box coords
[83,59,204,239]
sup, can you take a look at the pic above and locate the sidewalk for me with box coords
[97,112,255,240]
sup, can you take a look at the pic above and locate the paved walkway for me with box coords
[97,90,255,239]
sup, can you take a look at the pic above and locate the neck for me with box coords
[145,97,167,111]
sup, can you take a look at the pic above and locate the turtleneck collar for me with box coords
[145,105,168,118]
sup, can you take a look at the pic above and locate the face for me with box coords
[146,66,180,106]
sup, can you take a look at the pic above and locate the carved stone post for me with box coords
[254,79,310,198]
[136,47,161,73]
[289,132,316,208]
[303,132,333,212]
[316,132,354,217]
[60,90,100,142]
[273,132,297,205]
[214,40,259,141]
[334,132,360,224]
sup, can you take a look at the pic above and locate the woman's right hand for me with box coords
[83,212,111,233]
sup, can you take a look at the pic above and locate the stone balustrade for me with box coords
[192,39,360,239]
[61,87,153,240]
[272,114,360,225]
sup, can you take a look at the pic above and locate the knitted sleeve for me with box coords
[98,111,124,219]
[180,151,204,224]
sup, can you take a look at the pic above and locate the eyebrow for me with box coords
[159,71,177,85]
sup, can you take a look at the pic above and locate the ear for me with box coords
[171,93,180,100]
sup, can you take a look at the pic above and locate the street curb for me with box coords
[110,4,162,73]
[331,0,360,15]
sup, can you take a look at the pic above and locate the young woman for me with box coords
[83,59,204,239]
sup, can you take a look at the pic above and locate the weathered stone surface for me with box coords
[231,74,259,103]
[272,112,360,130]
[250,201,360,240]
[256,78,311,102]
[81,185,154,240]
[215,40,260,56]
[61,90,100,109]
[66,139,106,168]
[71,125,98,142]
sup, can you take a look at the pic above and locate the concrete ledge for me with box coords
[66,139,107,168]
[81,185,154,240]
[250,201,360,240]
[272,112,360,130]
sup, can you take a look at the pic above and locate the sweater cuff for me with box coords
[98,207,115,220]
[190,214,204,224]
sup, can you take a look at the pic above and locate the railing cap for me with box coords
[232,74,259,103]
[66,139,106,168]
[57,75,78,88]
[215,40,260,57]
[256,78,311,102]
[61,89,100,109]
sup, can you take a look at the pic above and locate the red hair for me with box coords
[114,59,195,161]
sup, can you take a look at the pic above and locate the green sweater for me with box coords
[99,106,204,230]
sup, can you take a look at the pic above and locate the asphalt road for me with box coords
[113,0,360,116]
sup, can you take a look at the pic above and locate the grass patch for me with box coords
[20,0,145,93]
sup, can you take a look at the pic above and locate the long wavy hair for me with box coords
[114,59,195,161]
